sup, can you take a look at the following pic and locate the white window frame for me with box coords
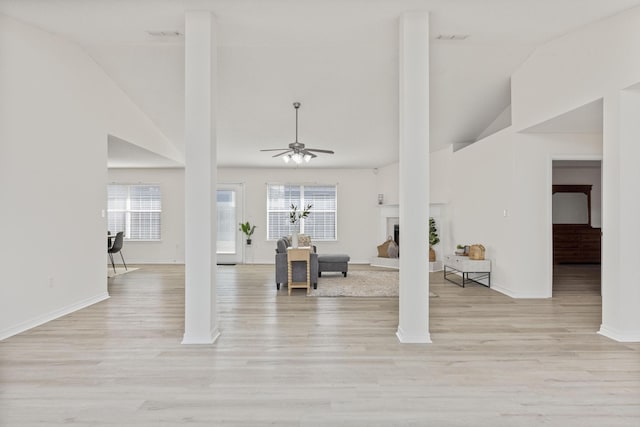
[266,183,337,241]
[107,184,162,241]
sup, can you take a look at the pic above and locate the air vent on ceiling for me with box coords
[435,34,470,40]
[146,30,184,38]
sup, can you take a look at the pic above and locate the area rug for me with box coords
[309,270,437,297]
[107,267,139,278]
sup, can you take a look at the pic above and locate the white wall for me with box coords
[434,122,603,298]
[108,168,185,263]
[508,133,602,297]
[374,147,452,262]
[430,147,452,205]
[0,15,178,339]
[219,168,379,264]
[552,164,602,227]
[446,129,516,293]
[375,162,399,206]
[512,7,640,131]
[107,167,381,265]
[441,6,640,303]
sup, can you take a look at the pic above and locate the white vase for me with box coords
[291,232,299,248]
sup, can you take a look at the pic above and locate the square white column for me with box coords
[183,11,220,344]
[397,11,431,344]
[600,89,640,342]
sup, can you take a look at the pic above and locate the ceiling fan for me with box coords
[261,102,334,164]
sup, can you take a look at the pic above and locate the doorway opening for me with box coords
[216,183,244,265]
[551,160,602,297]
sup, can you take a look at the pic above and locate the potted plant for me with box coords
[239,221,256,245]
[455,244,465,256]
[429,217,440,262]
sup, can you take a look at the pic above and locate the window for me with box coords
[107,184,161,240]
[267,184,337,240]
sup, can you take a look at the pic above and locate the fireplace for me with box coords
[372,204,400,268]
[394,224,399,247]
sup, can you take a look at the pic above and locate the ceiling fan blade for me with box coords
[260,148,289,152]
[272,150,292,158]
[301,151,317,158]
[305,148,334,154]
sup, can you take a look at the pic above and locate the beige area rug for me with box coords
[309,270,437,297]
[107,267,139,278]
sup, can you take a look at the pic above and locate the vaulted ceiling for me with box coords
[1,0,638,168]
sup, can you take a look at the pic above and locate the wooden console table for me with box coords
[443,255,491,288]
[287,247,312,295]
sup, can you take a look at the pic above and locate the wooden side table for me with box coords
[287,247,311,295]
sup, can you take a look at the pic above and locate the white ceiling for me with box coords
[1,0,638,168]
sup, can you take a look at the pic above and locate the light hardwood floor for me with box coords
[1,264,639,426]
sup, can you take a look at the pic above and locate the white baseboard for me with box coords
[0,292,110,341]
[396,327,432,344]
[371,256,399,269]
[489,283,550,299]
[122,259,185,264]
[598,325,640,342]
[182,328,221,345]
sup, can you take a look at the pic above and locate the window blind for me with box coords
[267,184,337,240]
[107,184,161,241]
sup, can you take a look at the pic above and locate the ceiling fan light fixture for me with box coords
[282,154,291,163]
[303,154,312,163]
[291,152,303,164]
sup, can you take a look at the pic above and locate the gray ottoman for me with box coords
[318,254,350,277]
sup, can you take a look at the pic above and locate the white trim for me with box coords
[396,327,432,344]
[115,259,184,264]
[490,283,550,299]
[370,256,399,269]
[182,328,221,345]
[598,325,640,342]
[0,292,110,341]
[546,155,554,298]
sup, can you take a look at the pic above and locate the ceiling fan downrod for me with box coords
[293,102,300,143]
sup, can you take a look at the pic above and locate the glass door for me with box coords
[217,184,244,264]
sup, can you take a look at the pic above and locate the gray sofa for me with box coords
[275,237,318,290]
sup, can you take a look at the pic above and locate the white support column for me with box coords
[397,11,431,344]
[183,11,220,344]
[600,89,640,342]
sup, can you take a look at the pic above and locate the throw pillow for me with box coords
[377,237,393,258]
[298,234,312,248]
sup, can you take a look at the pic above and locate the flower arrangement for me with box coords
[289,203,312,225]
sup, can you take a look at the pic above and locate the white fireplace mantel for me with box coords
[371,204,400,268]
[370,203,446,271]
[376,204,399,242]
